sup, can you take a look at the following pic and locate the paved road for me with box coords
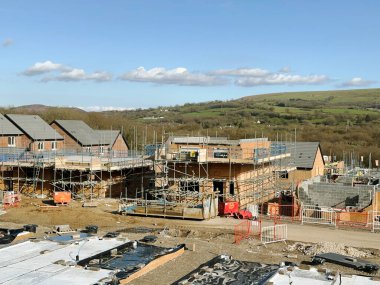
[161,217,380,249]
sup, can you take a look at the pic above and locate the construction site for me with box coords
[0,115,380,284]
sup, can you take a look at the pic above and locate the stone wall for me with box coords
[299,182,373,209]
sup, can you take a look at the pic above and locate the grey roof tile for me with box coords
[0,114,23,135]
[6,114,63,140]
[95,130,120,146]
[284,142,321,169]
[53,120,107,146]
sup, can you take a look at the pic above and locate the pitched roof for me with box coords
[6,114,63,141]
[0,114,23,135]
[95,130,120,147]
[285,142,321,169]
[53,120,108,146]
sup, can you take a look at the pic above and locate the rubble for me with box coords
[285,241,372,258]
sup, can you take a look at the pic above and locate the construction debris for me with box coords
[174,255,279,284]
[285,241,372,258]
[53,224,75,235]
[311,252,379,273]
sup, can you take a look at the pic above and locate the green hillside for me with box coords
[2,88,380,166]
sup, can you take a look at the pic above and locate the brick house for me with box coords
[5,114,63,152]
[0,114,25,149]
[279,142,325,184]
[51,120,128,154]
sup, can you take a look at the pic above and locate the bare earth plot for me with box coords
[1,197,380,285]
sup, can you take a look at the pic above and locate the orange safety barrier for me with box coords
[336,211,371,229]
[234,219,262,244]
[234,220,251,244]
[54,192,71,205]
[266,203,301,222]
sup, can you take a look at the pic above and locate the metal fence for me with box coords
[373,211,380,232]
[261,224,287,245]
[0,191,21,209]
[251,220,262,237]
[301,205,336,226]
[234,220,251,244]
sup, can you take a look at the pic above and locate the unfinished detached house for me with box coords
[119,136,291,219]
[279,142,325,186]
[154,136,291,208]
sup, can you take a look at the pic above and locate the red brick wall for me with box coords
[111,134,129,152]
[50,122,82,151]
[0,135,29,149]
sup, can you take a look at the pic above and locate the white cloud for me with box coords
[338,77,376,87]
[23,60,64,75]
[120,66,228,86]
[235,73,329,86]
[2,38,13,47]
[78,106,135,112]
[211,68,270,77]
[42,69,112,82]
[279,66,291,73]
[23,61,112,82]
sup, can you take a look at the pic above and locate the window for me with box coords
[37,142,44,151]
[100,146,105,154]
[213,148,228,158]
[276,170,289,179]
[51,141,57,151]
[8,136,16,147]
[229,181,235,195]
[84,147,91,152]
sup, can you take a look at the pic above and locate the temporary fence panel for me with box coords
[261,224,287,245]
[336,211,371,229]
[373,211,380,232]
[2,191,21,209]
[266,203,301,222]
[247,204,259,219]
[251,220,262,237]
[234,220,251,244]
[301,205,336,226]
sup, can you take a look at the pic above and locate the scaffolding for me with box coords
[0,147,153,201]
[144,136,296,209]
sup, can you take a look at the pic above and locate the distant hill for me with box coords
[5,104,86,114]
[1,88,380,164]
[239,88,380,109]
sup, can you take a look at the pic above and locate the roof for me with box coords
[95,130,120,146]
[170,136,269,146]
[170,136,239,146]
[53,120,108,146]
[284,142,321,169]
[6,114,63,141]
[0,114,23,135]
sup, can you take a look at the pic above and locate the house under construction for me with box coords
[119,136,302,219]
[154,136,293,207]
[0,114,153,201]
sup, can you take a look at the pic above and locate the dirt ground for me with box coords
[1,197,380,285]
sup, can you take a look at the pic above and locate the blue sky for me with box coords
[1,0,379,110]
